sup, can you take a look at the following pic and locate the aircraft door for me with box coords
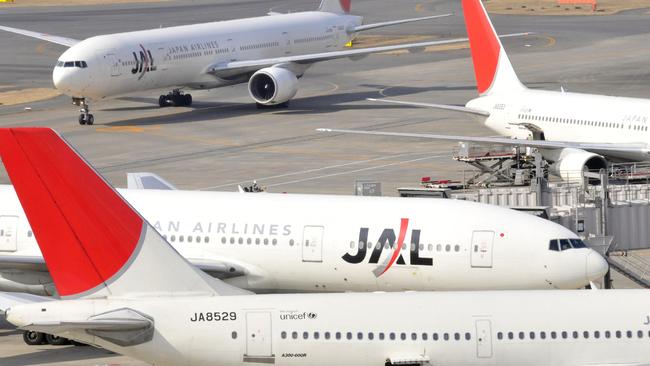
[302,226,324,262]
[244,312,274,362]
[227,38,238,61]
[0,216,18,252]
[471,231,494,268]
[475,319,493,358]
[106,53,121,77]
[281,32,291,55]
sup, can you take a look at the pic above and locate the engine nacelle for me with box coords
[248,67,298,105]
[0,270,55,296]
[547,148,607,183]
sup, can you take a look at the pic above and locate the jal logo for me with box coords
[342,218,432,277]
[131,44,156,79]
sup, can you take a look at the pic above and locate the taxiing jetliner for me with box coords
[0,176,607,298]
[322,0,650,183]
[0,0,473,125]
[0,128,647,366]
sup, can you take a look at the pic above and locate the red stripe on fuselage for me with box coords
[378,218,409,276]
[340,0,351,13]
[462,0,500,95]
[0,128,143,297]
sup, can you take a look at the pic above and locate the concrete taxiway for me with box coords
[0,0,649,364]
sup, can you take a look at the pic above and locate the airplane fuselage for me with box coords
[0,185,606,294]
[53,11,359,99]
[9,290,650,366]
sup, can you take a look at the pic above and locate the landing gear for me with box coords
[23,331,45,345]
[45,334,70,346]
[256,101,289,109]
[159,89,192,107]
[22,331,72,346]
[73,97,94,126]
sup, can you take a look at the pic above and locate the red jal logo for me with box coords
[342,218,432,277]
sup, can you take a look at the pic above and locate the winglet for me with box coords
[0,128,248,298]
[462,0,525,95]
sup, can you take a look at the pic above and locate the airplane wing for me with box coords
[0,25,80,47]
[350,14,452,33]
[127,172,177,190]
[316,128,650,154]
[366,98,490,117]
[0,255,251,279]
[0,292,52,314]
[206,32,529,77]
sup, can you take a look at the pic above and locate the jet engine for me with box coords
[547,148,607,183]
[248,67,298,106]
[0,270,55,296]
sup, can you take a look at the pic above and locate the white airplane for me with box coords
[1,128,649,366]
[0,172,607,298]
[321,0,650,183]
[0,0,468,125]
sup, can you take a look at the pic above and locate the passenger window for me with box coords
[445,245,451,252]
[572,331,578,339]
[238,238,243,244]
[616,331,621,338]
[170,235,176,242]
[292,331,298,339]
[422,333,428,341]
[325,332,330,339]
[314,332,319,340]
[247,238,252,245]
[549,239,559,251]
[379,332,385,340]
[605,331,611,338]
[411,333,417,341]
[346,332,352,340]
[357,332,363,340]
[454,333,460,341]
[232,331,237,339]
[221,237,227,244]
[400,333,406,341]
[583,331,589,339]
[255,238,260,245]
[497,332,503,340]
[196,236,201,243]
[187,236,192,243]
[508,332,514,340]
[561,331,568,339]
[368,332,374,340]
[205,236,209,243]
[529,332,535,340]
[465,333,471,341]
[281,331,287,339]
[230,237,235,244]
[290,239,294,246]
[627,331,633,338]
[264,238,269,245]
[272,239,277,246]
[540,331,546,339]
[336,332,341,340]
[550,331,557,339]
[179,235,184,243]
[443,333,449,341]
[432,333,438,341]
[519,332,524,340]
[594,331,600,339]
[390,333,396,340]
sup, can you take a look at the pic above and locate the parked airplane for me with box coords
[0,172,607,298]
[322,0,650,183]
[1,127,648,366]
[0,0,468,125]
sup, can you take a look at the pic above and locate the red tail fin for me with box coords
[0,128,246,298]
[462,0,524,95]
[319,0,351,14]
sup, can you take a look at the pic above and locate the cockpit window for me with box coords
[570,239,586,248]
[559,239,571,251]
[58,61,87,68]
[550,238,587,251]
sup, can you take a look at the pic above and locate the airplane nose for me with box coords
[52,68,68,92]
[586,250,609,281]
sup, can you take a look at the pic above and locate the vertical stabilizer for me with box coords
[319,0,351,14]
[0,128,248,299]
[462,0,525,95]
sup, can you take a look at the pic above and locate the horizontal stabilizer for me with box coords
[366,98,490,116]
[23,308,154,347]
[351,14,452,33]
[0,25,79,47]
[127,172,177,190]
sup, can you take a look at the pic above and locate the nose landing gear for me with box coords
[73,97,94,125]
[159,89,192,107]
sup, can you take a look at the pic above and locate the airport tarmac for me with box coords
[0,0,649,364]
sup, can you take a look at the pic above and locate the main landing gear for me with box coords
[159,89,192,107]
[73,97,94,125]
